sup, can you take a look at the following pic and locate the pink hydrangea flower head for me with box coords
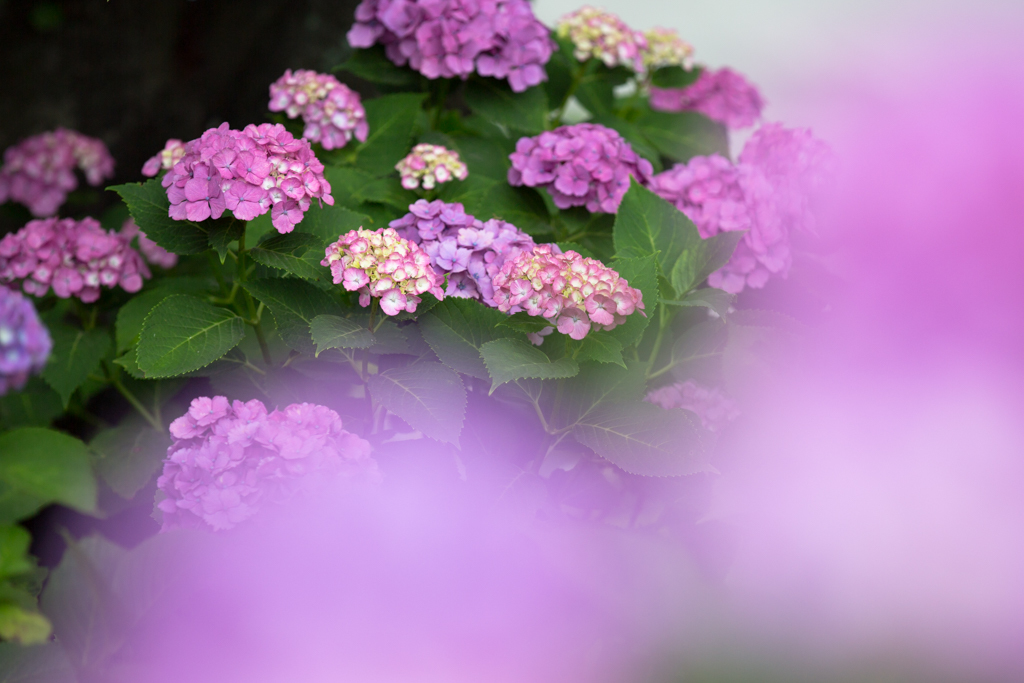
[141,139,186,178]
[555,6,647,72]
[268,70,369,150]
[159,396,378,531]
[0,217,151,301]
[491,244,645,339]
[641,27,694,71]
[646,380,739,431]
[389,199,536,306]
[395,144,468,191]
[347,0,554,93]
[120,218,178,269]
[0,128,115,217]
[649,67,764,129]
[321,226,444,315]
[508,123,654,214]
[0,287,52,396]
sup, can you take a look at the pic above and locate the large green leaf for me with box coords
[606,255,658,348]
[447,136,511,183]
[206,216,245,262]
[367,362,466,446]
[41,325,111,408]
[351,176,419,211]
[322,167,377,208]
[309,314,374,355]
[436,175,497,211]
[669,318,728,384]
[481,184,552,236]
[479,338,579,394]
[573,332,625,367]
[663,287,735,319]
[115,279,214,354]
[0,378,63,430]
[670,230,745,295]
[109,180,210,255]
[243,278,341,356]
[650,65,703,89]
[298,203,372,244]
[0,428,97,523]
[335,44,420,87]
[356,93,427,177]
[613,181,698,273]
[90,417,168,500]
[636,108,729,163]
[0,643,75,683]
[464,79,548,135]
[589,114,663,173]
[419,298,512,380]
[552,361,647,431]
[0,587,51,646]
[136,295,245,378]
[249,231,327,281]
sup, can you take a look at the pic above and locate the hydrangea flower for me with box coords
[508,123,654,214]
[162,122,333,234]
[347,0,554,92]
[556,6,646,72]
[120,218,178,270]
[641,27,694,71]
[492,244,645,340]
[158,396,377,531]
[395,144,468,191]
[0,217,150,302]
[0,129,115,217]
[322,227,444,316]
[141,139,186,177]
[649,67,764,129]
[268,70,369,150]
[646,380,739,431]
[389,199,535,305]
[0,287,52,397]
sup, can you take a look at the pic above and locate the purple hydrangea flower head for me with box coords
[649,67,764,129]
[389,199,535,305]
[492,244,645,340]
[268,70,369,150]
[347,0,554,93]
[120,218,178,270]
[395,144,468,190]
[0,287,52,397]
[0,217,151,302]
[158,396,378,531]
[0,129,115,217]
[508,123,654,214]
[141,139,186,178]
[556,6,646,72]
[646,380,739,431]
[162,123,334,234]
[322,227,445,316]
[641,27,694,71]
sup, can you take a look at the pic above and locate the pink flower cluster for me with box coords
[396,144,468,190]
[322,227,445,316]
[556,6,646,72]
[141,138,186,177]
[120,218,178,270]
[508,123,654,214]
[389,199,535,305]
[159,396,377,531]
[0,129,115,217]
[347,0,554,93]
[649,67,764,129]
[492,244,645,340]
[268,70,369,150]
[0,217,150,302]
[0,287,51,397]
[162,122,333,234]
[646,380,739,432]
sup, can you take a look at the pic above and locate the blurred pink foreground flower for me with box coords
[646,380,739,431]
[650,67,764,129]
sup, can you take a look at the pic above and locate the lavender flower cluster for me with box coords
[0,129,115,217]
[556,6,646,72]
[508,123,654,214]
[141,139,186,178]
[161,122,333,234]
[390,199,535,305]
[0,217,150,302]
[396,144,468,190]
[269,70,369,150]
[646,380,739,432]
[0,288,51,397]
[649,67,764,129]
[347,0,554,93]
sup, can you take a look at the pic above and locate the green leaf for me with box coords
[0,526,34,580]
[136,295,245,378]
[243,278,341,355]
[249,231,327,281]
[573,333,625,367]
[351,176,419,210]
[480,184,552,236]
[89,418,168,500]
[309,315,374,355]
[436,174,497,209]
[115,282,211,354]
[613,181,697,273]
[335,44,420,87]
[542,32,575,110]
[0,643,75,683]
[669,318,728,383]
[0,377,63,430]
[590,114,663,172]
[650,65,703,89]
[364,318,412,356]
[670,230,745,295]
[322,167,376,208]
[419,298,511,380]
[367,362,466,446]
[606,255,658,348]
[574,62,628,116]
[552,360,647,430]
[0,428,97,523]
[572,402,709,476]
[497,311,552,335]
[356,93,427,177]
[464,79,548,134]
[207,217,245,263]
[109,180,209,255]
[40,325,111,408]
[447,136,511,182]
[298,204,372,243]
[479,338,579,394]
[663,287,735,319]
[0,597,51,646]
[636,108,729,163]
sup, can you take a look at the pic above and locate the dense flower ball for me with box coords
[158,397,377,531]
[492,244,645,340]
[322,227,444,316]
[556,6,646,72]
[0,129,115,217]
[649,67,764,129]
[641,27,694,71]
[162,122,333,234]
[348,0,554,93]
[141,139,186,178]
[646,380,739,431]
[120,218,178,270]
[395,144,468,190]
[390,199,535,305]
[268,70,369,150]
[0,217,151,302]
[0,288,52,397]
[509,123,654,214]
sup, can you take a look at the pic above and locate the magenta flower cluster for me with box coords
[649,67,764,129]
[141,138,186,178]
[120,218,178,270]
[158,396,377,531]
[322,227,445,316]
[161,122,334,234]
[347,0,554,93]
[0,129,115,217]
[395,144,468,190]
[646,380,739,432]
[0,217,150,302]
[0,288,51,397]
[269,70,369,150]
[390,199,535,305]
[492,244,645,340]
[556,6,646,72]
[508,123,654,214]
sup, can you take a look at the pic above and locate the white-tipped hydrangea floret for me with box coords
[556,6,647,72]
[396,144,468,191]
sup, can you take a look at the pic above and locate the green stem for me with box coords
[552,61,589,127]
[108,371,163,433]
[208,252,229,296]
[368,297,379,333]
[644,301,671,375]
[235,231,273,366]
